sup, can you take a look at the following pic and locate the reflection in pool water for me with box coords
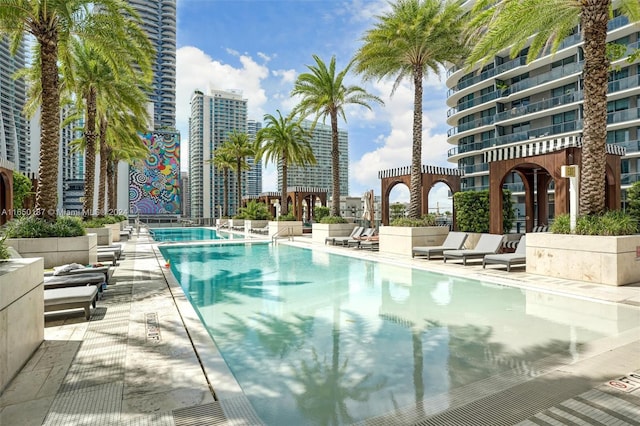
[160,243,640,425]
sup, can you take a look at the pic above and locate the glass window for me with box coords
[607,98,629,112]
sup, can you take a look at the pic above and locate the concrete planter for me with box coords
[527,233,640,286]
[268,221,303,238]
[245,220,269,234]
[0,258,44,393]
[119,220,129,230]
[229,219,245,230]
[216,218,229,229]
[84,227,112,246]
[6,234,98,269]
[312,223,357,244]
[379,226,449,257]
[105,223,121,242]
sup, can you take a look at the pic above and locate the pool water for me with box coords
[160,242,640,425]
[149,227,232,242]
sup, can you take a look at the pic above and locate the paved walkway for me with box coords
[0,230,639,425]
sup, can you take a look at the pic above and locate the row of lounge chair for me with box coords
[412,231,527,271]
[325,226,380,250]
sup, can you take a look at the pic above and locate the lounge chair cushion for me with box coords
[443,234,504,265]
[44,286,98,320]
[483,236,527,271]
[412,232,468,259]
[44,273,106,290]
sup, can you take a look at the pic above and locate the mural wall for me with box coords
[129,130,181,214]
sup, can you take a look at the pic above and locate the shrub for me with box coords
[236,201,272,220]
[552,211,637,236]
[454,189,514,233]
[314,206,330,222]
[12,171,33,213]
[627,181,640,232]
[277,212,297,221]
[82,215,121,228]
[320,215,348,224]
[0,236,10,260]
[390,214,436,227]
[2,215,85,238]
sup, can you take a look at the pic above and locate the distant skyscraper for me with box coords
[246,119,263,197]
[189,89,248,218]
[279,121,348,199]
[0,38,29,171]
[127,0,176,129]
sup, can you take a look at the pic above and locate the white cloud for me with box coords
[272,68,297,85]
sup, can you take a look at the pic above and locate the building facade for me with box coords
[445,8,640,220]
[279,120,348,199]
[246,119,263,197]
[127,0,176,129]
[0,38,29,172]
[189,89,248,218]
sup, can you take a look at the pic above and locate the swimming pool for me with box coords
[160,242,640,425]
[149,227,233,242]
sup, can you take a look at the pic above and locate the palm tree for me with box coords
[255,110,317,216]
[209,147,235,218]
[222,131,254,216]
[0,0,152,221]
[467,0,640,216]
[352,0,467,219]
[292,55,383,217]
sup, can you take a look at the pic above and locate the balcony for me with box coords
[448,115,495,137]
[621,171,640,185]
[506,61,583,97]
[448,140,493,157]
[448,90,501,117]
[611,139,640,153]
[460,163,489,174]
[608,74,640,93]
[495,120,583,145]
[448,56,529,96]
[607,108,640,125]
[608,15,630,31]
[494,91,583,123]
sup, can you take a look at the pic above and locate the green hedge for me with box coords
[551,211,637,235]
[453,190,514,233]
[319,215,348,224]
[390,214,436,227]
[2,215,86,238]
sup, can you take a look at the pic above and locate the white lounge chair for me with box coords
[44,286,99,320]
[327,226,363,246]
[347,228,375,247]
[443,234,504,266]
[483,235,527,272]
[45,264,111,284]
[412,232,468,259]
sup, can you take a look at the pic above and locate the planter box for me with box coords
[312,223,357,245]
[0,258,44,393]
[229,219,245,230]
[379,226,449,257]
[84,227,112,246]
[6,234,98,269]
[268,221,303,238]
[119,220,130,230]
[526,233,640,286]
[216,218,229,229]
[105,223,120,242]
[245,220,269,234]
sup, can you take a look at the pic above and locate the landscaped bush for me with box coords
[236,201,272,220]
[319,215,348,224]
[12,171,33,215]
[314,206,330,222]
[390,214,436,227]
[2,215,85,238]
[454,189,514,233]
[0,236,10,260]
[277,212,297,221]
[82,215,121,228]
[627,181,640,232]
[551,211,637,236]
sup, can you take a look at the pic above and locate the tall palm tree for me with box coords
[222,131,254,216]
[0,0,151,221]
[467,0,640,216]
[255,110,317,216]
[352,0,467,219]
[209,147,235,217]
[292,55,383,217]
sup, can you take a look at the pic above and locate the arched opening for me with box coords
[387,181,409,222]
[427,181,453,228]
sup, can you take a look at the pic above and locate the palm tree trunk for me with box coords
[36,31,61,221]
[236,158,242,216]
[83,87,98,219]
[106,149,114,213]
[408,66,424,219]
[223,168,229,217]
[331,111,341,217]
[108,157,117,213]
[97,117,108,216]
[580,0,610,215]
[281,156,288,216]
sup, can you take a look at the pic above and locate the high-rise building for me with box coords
[279,120,348,199]
[246,119,263,197]
[127,0,176,129]
[445,9,640,216]
[0,38,29,171]
[189,89,248,218]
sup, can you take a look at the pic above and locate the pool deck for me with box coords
[1,229,639,425]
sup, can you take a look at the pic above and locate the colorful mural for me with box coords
[129,130,181,214]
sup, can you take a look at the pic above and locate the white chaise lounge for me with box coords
[44,286,99,320]
[483,235,527,272]
[443,234,504,266]
[412,232,468,259]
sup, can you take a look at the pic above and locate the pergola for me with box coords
[0,159,14,225]
[378,165,462,226]
[484,136,625,234]
[245,187,328,221]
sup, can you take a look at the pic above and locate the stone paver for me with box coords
[0,230,639,425]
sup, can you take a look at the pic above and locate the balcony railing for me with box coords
[607,108,640,124]
[448,115,495,137]
[448,56,528,96]
[448,140,494,157]
[608,74,640,93]
[608,15,630,31]
[507,61,583,96]
[495,120,583,145]
[621,172,640,185]
[449,90,502,116]
[460,163,489,174]
[494,91,583,123]
[611,139,640,153]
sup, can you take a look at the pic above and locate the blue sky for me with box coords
[175,0,454,209]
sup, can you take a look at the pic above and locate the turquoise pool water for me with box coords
[150,227,231,242]
[160,242,640,425]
